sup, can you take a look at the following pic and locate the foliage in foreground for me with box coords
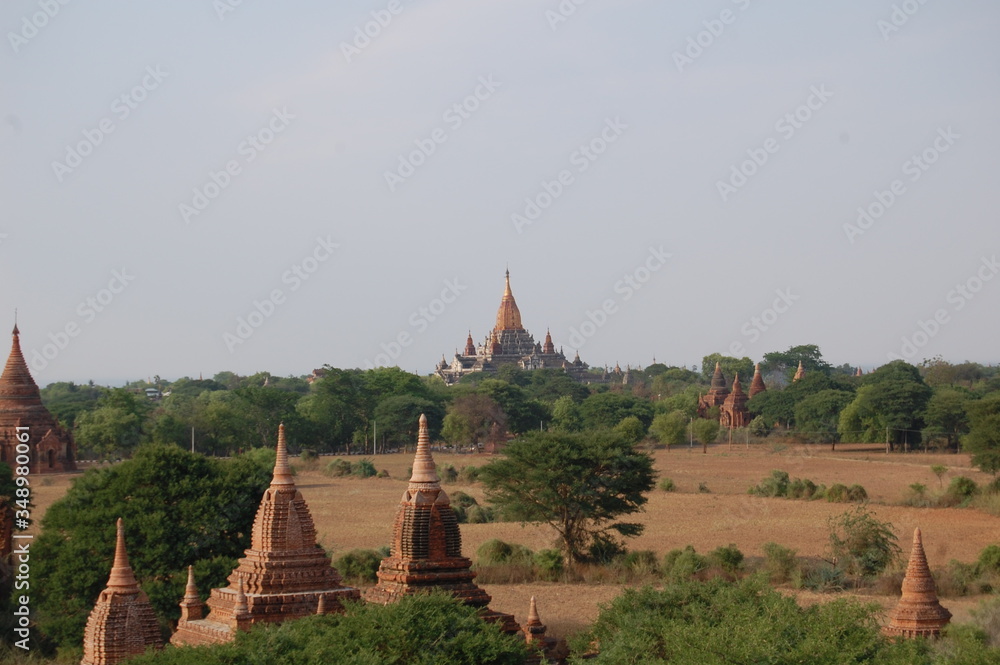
[127,593,528,665]
[32,445,273,651]
[479,430,655,563]
[569,577,1000,665]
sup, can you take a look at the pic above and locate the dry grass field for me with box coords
[31,442,1000,641]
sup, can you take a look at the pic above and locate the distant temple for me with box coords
[436,271,598,385]
[0,324,76,473]
[172,424,360,645]
[698,362,757,428]
[366,414,521,635]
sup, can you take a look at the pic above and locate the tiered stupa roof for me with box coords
[884,528,951,639]
[495,270,523,331]
[80,519,162,665]
[172,424,359,645]
[0,324,76,472]
[365,414,520,634]
[748,363,767,398]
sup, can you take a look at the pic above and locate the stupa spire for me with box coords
[107,518,139,590]
[409,414,439,485]
[885,528,952,639]
[749,363,767,398]
[495,269,523,331]
[793,360,805,382]
[271,422,294,486]
[731,373,744,395]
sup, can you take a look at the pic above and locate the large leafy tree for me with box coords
[923,388,971,450]
[73,388,149,457]
[39,381,103,428]
[476,379,549,434]
[700,354,753,386]
[579,392,654,431]
[837,361,931,448]
[128,593,528,665]
[298,368,365,451]
[794,389,854,444]
[372,395,444,448]
[964,393,1000,475]
[761,344,833,384]
[441,394,506,445]
[479,430,655,564]
[33,445,272,650]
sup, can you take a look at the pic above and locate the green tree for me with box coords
[551,395,582,432]
[128,593,528,665]
[826,506,901,577]
[477,379,549,434]
[794,389,854,444]
[39,381,103,428]
[479,430,655,564]
[372,395,444,448]
[691,419,719,446]
[924,388,971,450]
[33,445,272,650]
[760,344,833,383]
[298,368,365,452]
[614,416,647,444]
[650,411,688,449]
[838,361,932,449]
[570,577,927,664]
[964,393,1000,475]
[579,392,654,431]
[441,394,506,445]
[701,354,753,386]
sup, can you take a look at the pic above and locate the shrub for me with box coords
[978,544,1000,575]
[762,542,798,584]
[708,544,744,573]
[658,477,676,492]
[376,469,390,478]
[333,548,385,583]
[826,483,849,503]
[944,476,979,506]
[325,459,353,477]
[439,464,458,483]
[353,458,376,478]
[587,535,627,564]
[801,561,846,592]
[663,546,708,582]
[449,491,478,523]
[621,550,659,575]
[749,470,790,498]
[458,465,480,484]
[698,481,710,494]
[847,484,868,502]
[826,506,901,578]
[970,596,1000,647]
[534,549,564,581]
[475,539,534,567]
[299,449,318,465]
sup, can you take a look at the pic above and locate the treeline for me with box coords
[39,344,1000,471]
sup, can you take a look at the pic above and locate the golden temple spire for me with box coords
[495,269,523,331]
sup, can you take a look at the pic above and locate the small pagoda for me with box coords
[80,519,162,665]
[719,374,750,428]
[884,528,952,639]
[748,363,767,398]
[523,596,568,665]
[365,414,520,634]
[696,362,730,417]
[172,424,359,645]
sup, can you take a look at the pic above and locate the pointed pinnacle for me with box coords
[271,422,294,486]
[527,596,541,625]
[409,414,439,485]
[107,518,139,589]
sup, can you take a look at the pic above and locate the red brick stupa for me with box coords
[720,374,750,428]
[523,596,568,664]
[884,528,952,639]
[172,424,359,645]
[365,414,520,634]
[697,362,730,417]
[0,323,76,472]
[80,519,162,665]
[748,363,767,399]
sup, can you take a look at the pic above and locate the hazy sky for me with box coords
[2,0,997,386]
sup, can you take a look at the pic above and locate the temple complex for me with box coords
[884,528,952,639]
[80,519,162,665]
[171,424,360,645]
[436,271,599,385]
[719,374,750,428]
[0,324,76,473]
[366,414,521,635]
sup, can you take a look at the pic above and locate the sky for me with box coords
[1,0,998,386]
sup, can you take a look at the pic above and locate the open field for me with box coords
[32,443,1000,640]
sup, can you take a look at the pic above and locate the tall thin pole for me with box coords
[191,427,195,454]
[373,420,376,456]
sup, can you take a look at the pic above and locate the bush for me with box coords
[587,535,627,564]
[978,544,1000,575]
[464,505,494,524]
[708,544,744,573]
[658,477,676,492]
[475,539,534,567]
[353,458,376,479]
[944,476,979,506]
[439,464,458,483]
[762,542,798,584]
[800,561,846,592]
[333,548,386,583]
[534,549,564,581]
[299,449,318,467]
[621,550,659,576]
[449,491,478,523]
[376,469,390,478]
[826,483,849,503]
[970,596,1000,647]
[325,459,353,477]
[847,484,868,502]
[458,465,480,484]
[826,506,901,578]
[698,482,710,494]
[749,470,790,498]
[663,546,708,582]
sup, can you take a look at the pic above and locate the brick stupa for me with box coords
[793,360,806,382]
[80,519,162,665]
[748,363,767,398]
[0,323,76,473]
[172,424,360,645]
[365,414,520,634]
[523,596,568,665]
[697,362,730,417]
[720,374,750,428]
[884,528,952,639]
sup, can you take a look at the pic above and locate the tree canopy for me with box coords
[479,430,655,563]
